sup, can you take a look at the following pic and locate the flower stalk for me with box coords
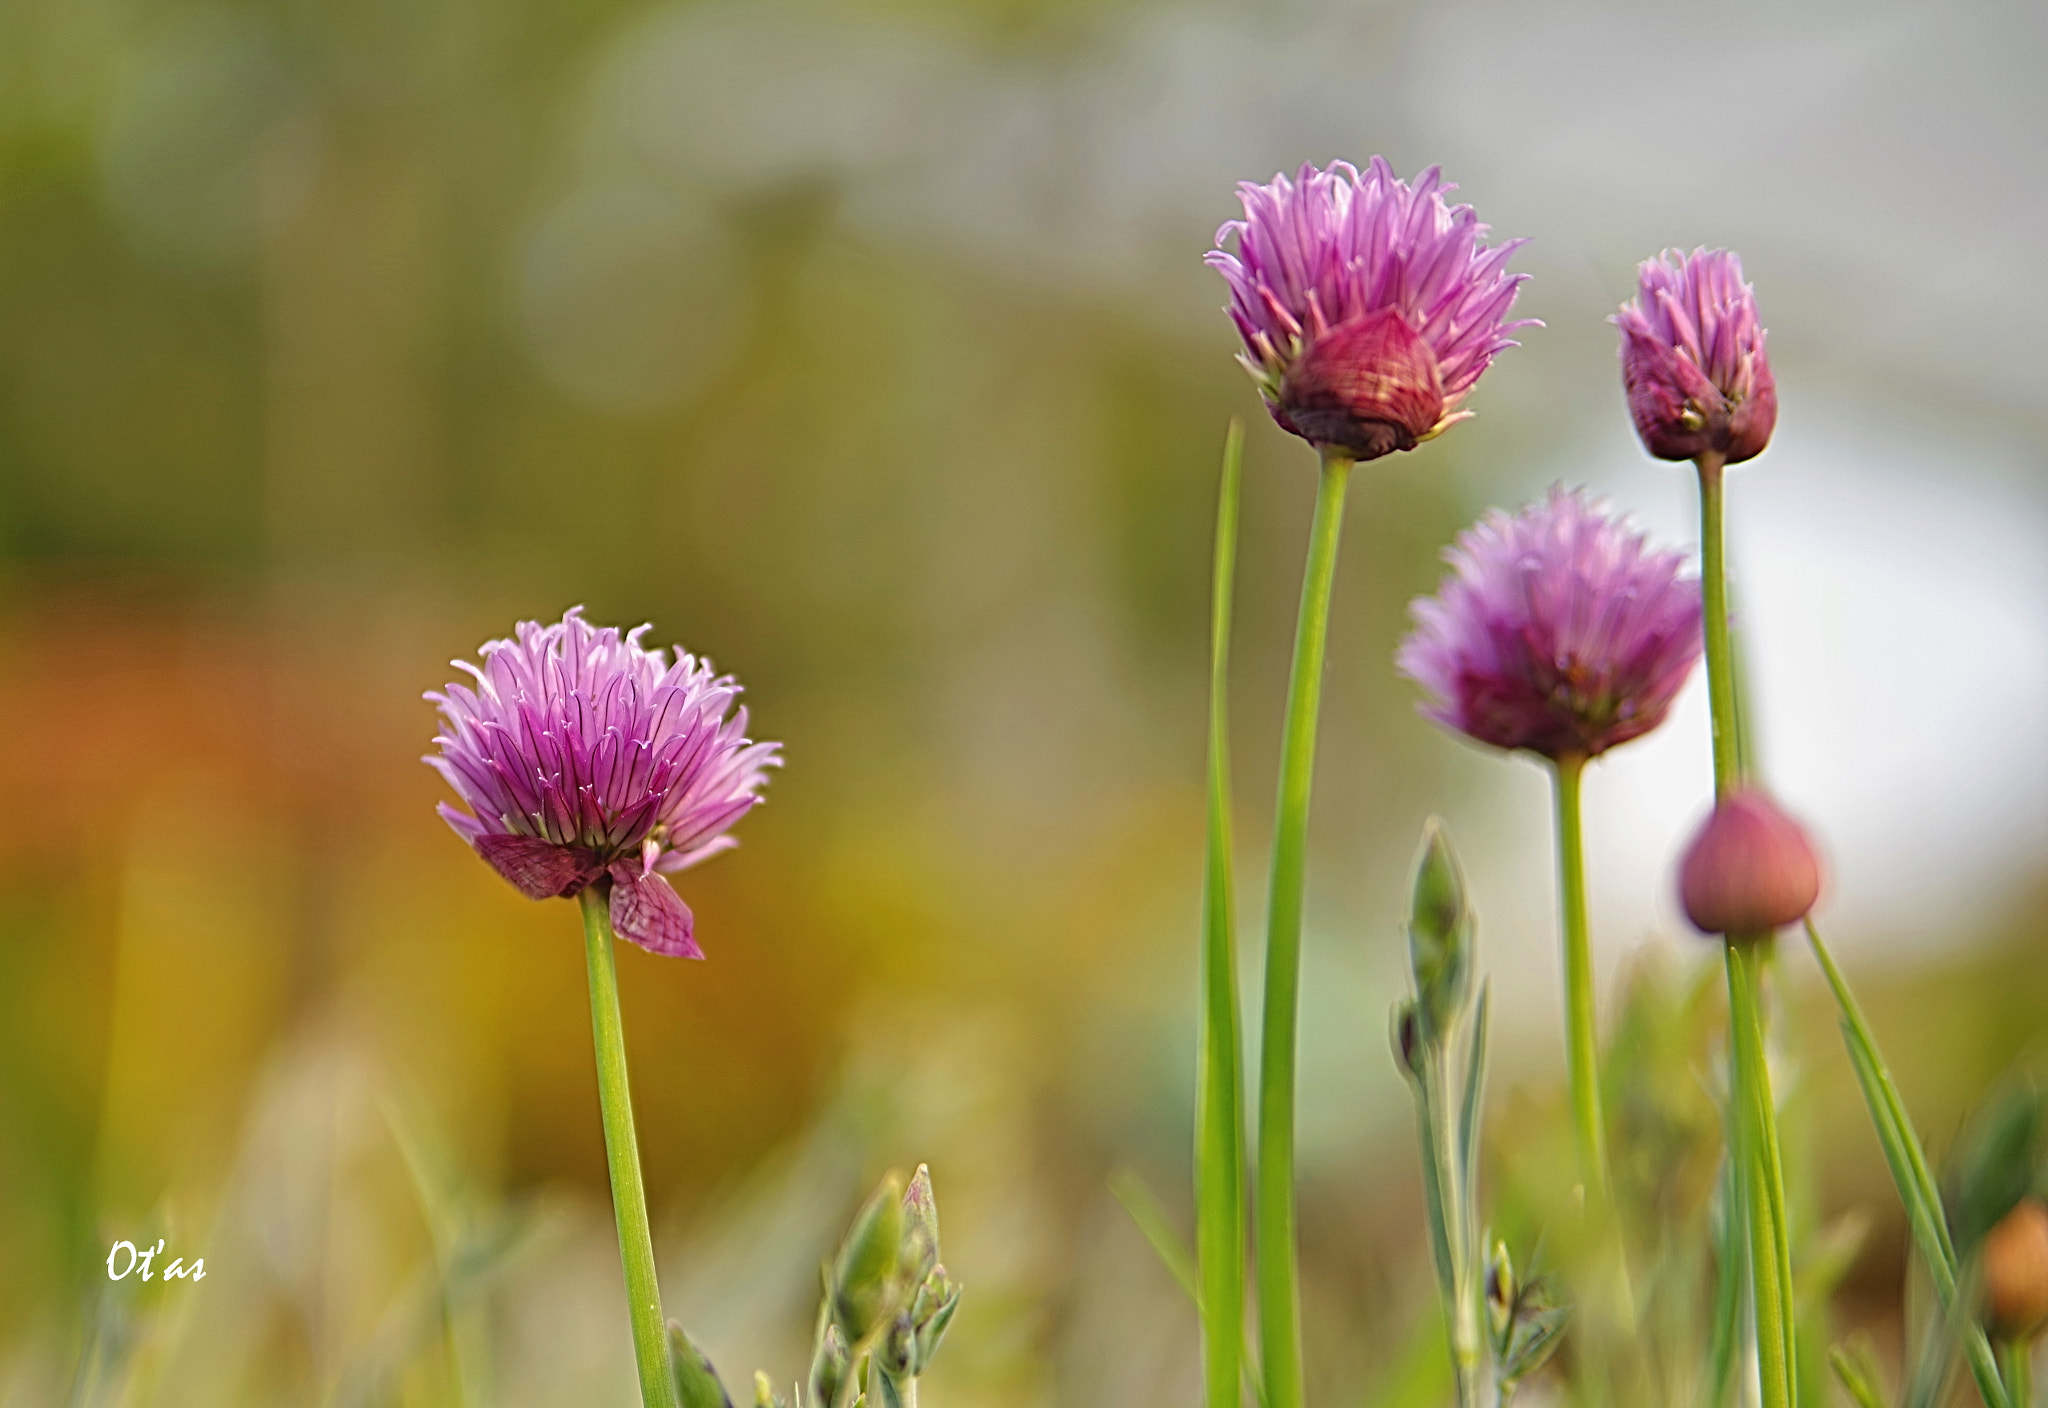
[1695,448,1795,1408]
[580,887,682,1408]
[1256,447,1354,1408]
[1549,753,1609,1212]
[1198,421,1248,1408]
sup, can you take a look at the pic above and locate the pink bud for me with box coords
[1678,788,1821,937]
[1612,249,1777,466]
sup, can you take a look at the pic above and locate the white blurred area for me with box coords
[512,0,2048,1031]
[1561,410,2048,962]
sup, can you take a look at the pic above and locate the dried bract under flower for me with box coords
[1207,158,1535,461]
[1397,487,1703,761]
[1614,248,1777,464]
[426,608,780,957]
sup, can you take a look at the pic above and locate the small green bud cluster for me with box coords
[1392,821,1570,1406]
[815,1164,962,1408]
[664,1163,961,1408]
[1484,1241,1570,1394]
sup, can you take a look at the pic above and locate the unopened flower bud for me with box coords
[1612,249,1777,465]
[1486,1240,1516,1342]
[1678,788,1821,938]
[1407,820,1474,1038]
[912,1265,961,1370]
[808,1322,852,1408]
[667,1322,736,1408]
[1982,1199,2048,1340]
[752,1371,787,1408]
[901,1165,941,1284]
[831,1172,908,1340]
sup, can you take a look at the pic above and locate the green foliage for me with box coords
[1946,1079,2043,1255]
[1806,919,2013,1408]
[1393,820,1563,1408]
[659,1164,959,1408]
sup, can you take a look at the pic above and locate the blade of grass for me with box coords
[1198,420,1247,1408]
[1804,919,2009,1408]
[1707,1148,1747,1408]
[1458,985,1490,1192]
[1111,1168,1270,1408]
[1830,1342,1889,1408]
[1112,1168,1200,1303]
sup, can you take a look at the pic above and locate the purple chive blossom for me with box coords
[1397,487,1703,762]
[1206,157,1536,461]
[426,608,779,958]
[1613,248,1777,464]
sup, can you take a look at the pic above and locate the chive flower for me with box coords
[1397,487,1703,761]
[1613,248,1777,464]
[1207,157,1535,461]
[426,608,779,957]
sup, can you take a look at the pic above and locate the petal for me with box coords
[653,835,738,874]
[474,833,603,900]
[436,801,487,846]
[608,868,703,959]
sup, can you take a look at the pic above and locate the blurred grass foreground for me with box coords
[4,0,2048,1405]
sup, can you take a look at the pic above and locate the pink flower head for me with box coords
[1207,157,1536,461]
[1613,248,1777,464]
[1397,487,1703,761]
[426,608,780,958]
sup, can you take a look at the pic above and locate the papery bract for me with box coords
[1397,487,1703,761]
[426,607,779,957]
[1207,157,1535,460]
[1614,248,1777,464]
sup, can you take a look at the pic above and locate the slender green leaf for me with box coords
[1805,920,2011,1408]
[1111,1168,1200,1303]
[1707,1150,1746,1408]
[1110,1167,1268,1408]
[1412,1080,1455,1302]
[1829,1341,1889,1408]
[1197,419,1247,1408]
[1459,984,1489,1194]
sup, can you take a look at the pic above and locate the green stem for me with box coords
[579,888,681,1408]
[1696,450,1795,1408]
[2003,1340,2032,1408]
[1549,754,1609,1212]
[1726,942,1794,1408]
[1256,448,1355,1408]
[1199,422,1247,1408]
[1431,1056,1485,1408]
[1697,453,1741,797]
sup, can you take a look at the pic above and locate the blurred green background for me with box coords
[3,0,2047,1403]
